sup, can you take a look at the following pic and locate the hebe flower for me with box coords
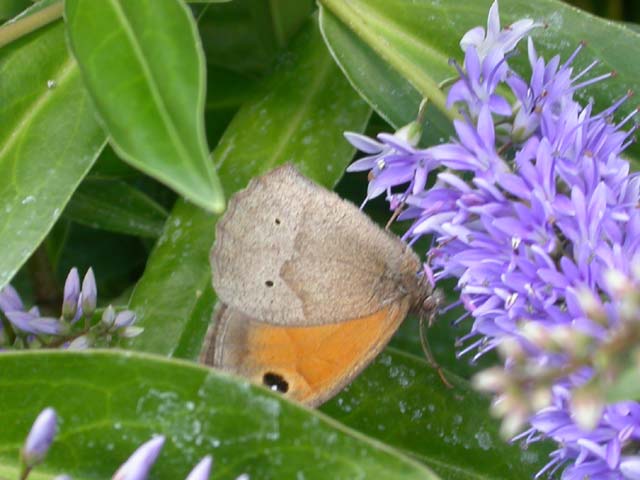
[0,267,141,350]
[347,1,640,478]
[18,408,217,480]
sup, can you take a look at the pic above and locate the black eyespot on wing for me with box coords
[263,372,289,393]
[275,218,281,225]
[265,280,274,287]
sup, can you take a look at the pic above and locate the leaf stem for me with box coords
[0,1,63,50]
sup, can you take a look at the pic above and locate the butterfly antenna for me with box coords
[385,199,407,231]
[419,306,454,389]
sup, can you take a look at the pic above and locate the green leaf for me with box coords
[196,0,314,74]
[322,347,551,479]
[0,18,105,291]
[318,0,640,161]
[64,0,225,213]
[63,178,168,238]
[0,350,439,479]
[126,17,371,357]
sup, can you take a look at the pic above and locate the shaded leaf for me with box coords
[322,347,552,479]
[126,17,371,358]
[0,18,105,291]
[196,0,314,74]
[65,0,224,212]
[64,178,168,238]
[0,350,439,479]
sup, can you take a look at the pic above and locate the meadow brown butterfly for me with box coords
[199,164,439,406]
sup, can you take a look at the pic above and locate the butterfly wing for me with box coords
[211,164,421,327]
[200,300,411,406]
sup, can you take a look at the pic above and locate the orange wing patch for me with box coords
[242,304,407,406]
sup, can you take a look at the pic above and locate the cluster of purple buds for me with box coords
[19,408,226,480]
[346,1,640,478]
[0,267,141,350]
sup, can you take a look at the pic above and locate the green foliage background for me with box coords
[0,0,637,478]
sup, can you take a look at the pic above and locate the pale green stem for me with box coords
[320,0,457,122]
[0,1,63,50]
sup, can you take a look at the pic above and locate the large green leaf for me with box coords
[322,347,551,479]
[0,350,439,479]
[318,0,640,161]
[126,17,371,357]
[64,0,225,213]
[63,178,168,238]
[0,17,105,291]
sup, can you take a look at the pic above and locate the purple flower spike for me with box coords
[6,312,68,336]
[81,268,97,318]
[0,285,24,314]
[185,455,213,480]
[348,2,640,478]
[112,436,165,480]
[22,407,57,467]
[62,267,80,321]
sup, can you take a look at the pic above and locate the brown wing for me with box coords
[200,300,410,407]
[211,164,421,327]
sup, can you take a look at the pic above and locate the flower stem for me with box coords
[0,1,63,50]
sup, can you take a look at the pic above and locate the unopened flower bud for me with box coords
[81,268,97,318]
[68,335,91,350]
[531,386,553,411]
[114,311,136,329]
[113,436,165,480]
[119,326,144,339]
[576,287,607,325]
[394,121,422,147]
[520,321,552,349]
[496,337,526,361]
[620,456,640,480]
[570,385,604,431]
[500,408,529,439]
[62,268,80,320]
[101,306,116,328]
[604,269,633,299]
[185,455,213,480]
[473,367,507,392]
[22,408,57,468]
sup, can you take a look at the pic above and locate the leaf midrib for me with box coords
[106,0,198,181]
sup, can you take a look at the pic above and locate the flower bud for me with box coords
[520,321,552,349]
[67,335,91,350]
[113,436,165,480]
[394,121,422,147]
[472,367,507,392]
[185,456,213,480]
[22,408,57,468]
[101,306,116,328]
[570,385,604,431]
[62,268,80,321]
[114,311,136,329]
[604,269,633,299]
[81,268,97,318]
[576,287,607,325]
[119,326,144,339]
